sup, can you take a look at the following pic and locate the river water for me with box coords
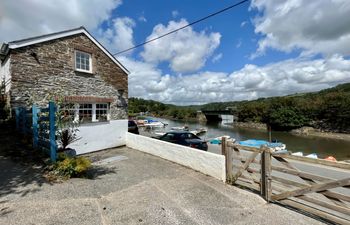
[145,117,350,161]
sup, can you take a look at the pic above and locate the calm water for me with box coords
[147,117,350,161]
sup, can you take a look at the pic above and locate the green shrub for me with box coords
[53,154,91,178]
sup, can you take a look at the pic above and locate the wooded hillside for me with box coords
[129,83,350,133]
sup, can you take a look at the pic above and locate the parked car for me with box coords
[128,120,139,134]
[157,131,208,151]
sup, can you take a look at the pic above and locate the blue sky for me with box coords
[113,0,256,73]
[1,0,350,105]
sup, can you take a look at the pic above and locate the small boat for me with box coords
[292,152,303,156]
[238,139,286,151]
[209,136,234,145]
[144,119,167,128]
[190,128,207,135]
[306,153,318,159]
[171,126,189,131]
[324,156,337,162]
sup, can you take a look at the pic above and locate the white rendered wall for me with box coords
[69,119,127,155]
[0,57,11,93]
[126,132,226,181]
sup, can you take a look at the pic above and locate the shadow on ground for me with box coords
[0,122,50,198]
[0,122,117,198]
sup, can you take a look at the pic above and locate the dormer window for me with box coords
[75,50,92,73]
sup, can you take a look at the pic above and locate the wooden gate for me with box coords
[222,139,350,224]
[15,102,57,161]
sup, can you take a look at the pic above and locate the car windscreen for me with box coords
[161,133,176,141]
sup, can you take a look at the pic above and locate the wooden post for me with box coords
[221,137,227,181]
[226,140,233,181]
[222,137,233,182]
[49,102,57,162]
[32,105,38,149]
[221,137,226,156]
[261,146,272,202]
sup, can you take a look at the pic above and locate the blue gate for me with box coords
[15,102,57,161]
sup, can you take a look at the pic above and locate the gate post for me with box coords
[261,146,272,202]
[222,137,233,182]
[49,102,57,162]
[15,108,20,131]
[32,105,38,149]
[21,107,26,134]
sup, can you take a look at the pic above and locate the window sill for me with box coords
[74,70,94,75]
[79,120,110,127]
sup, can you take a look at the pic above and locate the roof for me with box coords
[7,26,129,74]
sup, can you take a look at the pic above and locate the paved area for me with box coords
[0,146,325,225]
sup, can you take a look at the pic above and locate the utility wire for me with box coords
[113,0,250,55]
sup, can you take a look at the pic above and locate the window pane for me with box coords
[96,103,108,122]
[75,51,91,72]
[59,103,76,122]
[78,103,93,123]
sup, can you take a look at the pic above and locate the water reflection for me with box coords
[146,117,350,160]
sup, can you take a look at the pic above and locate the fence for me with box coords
[222,138,350,225]
[15,102,57,161]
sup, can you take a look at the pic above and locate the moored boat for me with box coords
[238,139,286,151]
[190,128,207,135]
[306,153,318,159]
[144,119,167,128]
[209,135,234,144]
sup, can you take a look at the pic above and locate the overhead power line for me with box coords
[113,0,250,55]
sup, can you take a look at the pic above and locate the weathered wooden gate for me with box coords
[15,102,57,161]
[222,138,350,224]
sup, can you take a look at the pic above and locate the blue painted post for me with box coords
[21,108,26,134]
[15,108,20,131]
[49,102,57,162]
[32,105,39,149]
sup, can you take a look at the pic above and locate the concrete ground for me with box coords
[0,146,325,225]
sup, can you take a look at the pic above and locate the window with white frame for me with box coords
[75,50,92,73]
[60,103,110,124]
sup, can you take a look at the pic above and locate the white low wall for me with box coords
[69,119,127,155]
[126,132,226,181]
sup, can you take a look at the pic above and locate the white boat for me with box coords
[144,119,167,128]
[171,126,189,131]
[306,153,318,159]
[209,136,235,144]
[190,128,207,135]
[292,152,303,156]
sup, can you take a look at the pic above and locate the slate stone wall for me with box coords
[9,34,128,119]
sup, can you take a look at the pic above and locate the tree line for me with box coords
[129,83,350,133]
[128,98,198,120]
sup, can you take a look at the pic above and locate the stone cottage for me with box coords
[0,27,129,154]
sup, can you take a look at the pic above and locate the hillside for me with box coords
[129,82,350,132]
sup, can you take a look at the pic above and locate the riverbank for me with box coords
[234,122,350,142]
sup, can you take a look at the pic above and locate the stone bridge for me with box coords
[198,110,233,121]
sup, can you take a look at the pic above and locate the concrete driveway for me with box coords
[0,147,325,225]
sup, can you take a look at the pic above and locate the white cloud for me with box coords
[0,0,121,43]
[138,16,147,22]
[172,10,179,18]
[212,53,223,63]
[240,21,247,27]
[122,54,350,105]
[251,0,350,58]
[97,17,136,54]
[236,39,242,48]
[140,19,221,73]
